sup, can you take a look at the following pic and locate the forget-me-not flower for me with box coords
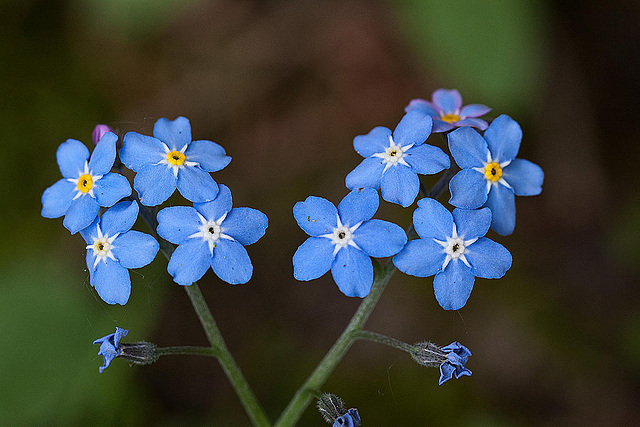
[93,327,128,373]
[293,189,407,297]
[41,132,131,234]
[405,88,491,133]
[157,184,268,286]
[120,116,231,206]
[447,114,544,235]
[345,111,450,207]
[81,201,159,305]
[393,198,511,310]
[439,341,472,385]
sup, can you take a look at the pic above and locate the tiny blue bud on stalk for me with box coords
[317,393,361,426]
[410,341,472,385]
[93,327,158,372]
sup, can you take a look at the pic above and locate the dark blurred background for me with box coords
[2,0,640,425]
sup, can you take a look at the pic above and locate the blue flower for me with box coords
[393,198,511,310]
[447,114,544,235]
[93,327,128,373]
[345,111,450,207]
[157,184,268,286]
[293,189,407,297]
[405,88,491,133]
[439,341,472,385]
[120,116,231,206]
[80,201,159,305]
[41,132,131,234]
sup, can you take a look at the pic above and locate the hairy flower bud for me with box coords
[119,342,159,366]
[410,341,473,385]
[410,341,448,367]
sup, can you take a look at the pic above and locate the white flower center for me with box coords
[87,224,118,268]
[157,142,199,177]
[320,215,362,256]
[433,224,477,270]
[67,161,103,200]
[473,151,512,192]
[189,212,234,255]
[372,135,413,173]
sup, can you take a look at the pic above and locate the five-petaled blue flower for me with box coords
[157,184,268,286]
[293,189,407,297]
[93,327,128,373]
[41,132,131,234]
[439,341,472,385]
[393,198,511,310]
[405,88,491,133]
[447,114,544,235]
[81,201,159,305]
[345,111,450,207]
[120,116,231,206]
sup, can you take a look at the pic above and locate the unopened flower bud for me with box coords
[92,124,113,145]
[410,341,472,385]
[119,342,159,366]
[317,393,361,426]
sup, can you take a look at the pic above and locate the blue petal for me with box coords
[293,237,334,281]
[338,188,379,226]
[41,179,75,218]
[392,111,432,147]
[502,158,544,196]
[432,89,462,113]
[134,164,177,206]
[449,169,488,209]
[452,207,491,240]
[485,184,516,236]
[101,201,139,236]
[176,166,219,203]
[92,258,131,305]
[405,144,450,175]
[113,231,159,269]
[185,140,232,172]
[63,195,100,234]
[460,104,491,118]
[483,115,522,163]
[345,157,384,190]
[404,98,439,117]
[353,126,391,158]
[221,207,268,245]
[194,184,232,221]
[293,196,338,236]
[57,139,89,179]
[85,248,96,284]
[80,218,100,244]
[433,260,475,310]
[89,132,117,175]
[466,237,512,279]
[331,246,373,297]
[454,118,489,130]
[448,127,488,169]
[94,173,131,207]
[211,239,253,284]
[167,238,211,285]
[432,120,455,133]
[393,239,444,277]
[114,327,128,346]
[380,166,419,207]
[454,366,472,379]
[153,116,192,151]
[414,198,453,240]
[120,132,165,172]
[157,206,202,244]
[353,219,406,258]
[439,362,455,385]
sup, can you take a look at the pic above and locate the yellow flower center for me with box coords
[77,174,94,193]
[167,150,186,166]
[441,113,460,124]
[484,162,503,182]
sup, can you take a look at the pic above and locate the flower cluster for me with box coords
[42,117,267,309]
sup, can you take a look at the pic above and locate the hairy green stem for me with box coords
[156,346,220,357]
[138,203,271,427]
[355,330,413,353]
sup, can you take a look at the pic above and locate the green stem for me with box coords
[156,346,220,357]
[138,203,271,427]
[274,261,395,427]
[355,330,413,353]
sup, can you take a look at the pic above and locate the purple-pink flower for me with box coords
[405,89,491,133]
